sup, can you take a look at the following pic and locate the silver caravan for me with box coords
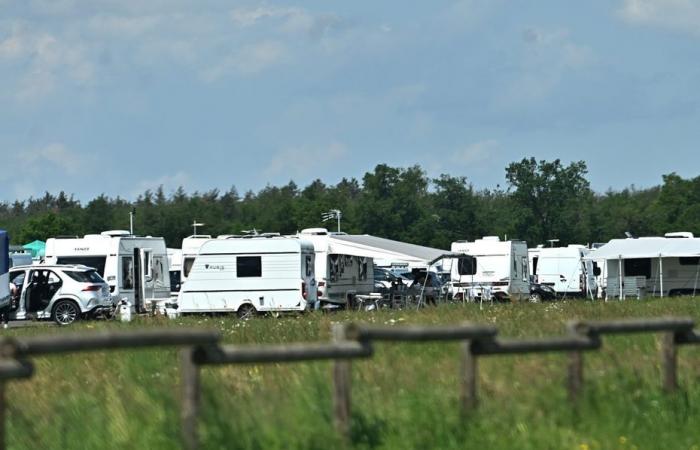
[44,230,170,312]
[450,236,529,301]
[528,245,598,297]
[585,232,700,299]
[177,237,317,317]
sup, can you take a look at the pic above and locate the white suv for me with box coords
[7,265,113,325]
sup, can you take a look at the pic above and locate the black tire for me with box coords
[236,303,257,320]
[52,300,80,326]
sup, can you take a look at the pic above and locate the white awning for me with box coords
[585,237,700,260]
[327,234,446,265]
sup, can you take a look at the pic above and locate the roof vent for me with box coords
[664,232,694,239]
[100,230,131,237]
[300,228,329,235]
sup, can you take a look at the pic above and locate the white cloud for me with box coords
[618,0,700,35]
[0,23,95,101]
[18,143,87,174]
[199,40,288,81]
[132,171,192,197]
[451,139,498,165]
[264,142,347,178]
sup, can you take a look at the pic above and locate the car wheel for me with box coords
[237,303,257,320]
[529,293,542,303]
[52,300,80,325]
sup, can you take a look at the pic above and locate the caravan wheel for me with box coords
[237,303,257,320]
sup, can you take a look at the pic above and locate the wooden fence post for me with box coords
[460,340,478,416]
[180,347,201,450]
[332,323,352,440]
[567,351,584,404]
[660,332,677,393]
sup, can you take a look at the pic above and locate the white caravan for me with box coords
[585,232,700,299]
[450,236,529,301]
[177,237,317,316]
[298,229,374,306]
[528,245,598,297]
[44,230,171,312]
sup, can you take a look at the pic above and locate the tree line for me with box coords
[1,158,698,250]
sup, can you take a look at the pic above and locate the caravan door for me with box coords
[139,248,154,308]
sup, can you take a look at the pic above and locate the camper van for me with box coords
[529,245,598,297]
[450,236,530,301]
[298,228,374,306]
[176,237,317,317]
[586,232,700,299]
[44,230,171,312]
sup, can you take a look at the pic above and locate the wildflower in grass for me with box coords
[579,444,589,450]
[619,436,627,445]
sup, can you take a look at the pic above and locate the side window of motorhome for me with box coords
[623,258,651,278]
[183,257,195,278]
[329,255,339,282]
[152,256,164,286]
[521,257,528,282]
[122,256,134,289]
[457,257,477,275]
[679,257,700,266]
[143,250,153,277]
[237,256,262,278]
[56,256,107,277]
[358,257,368,280]
[305,255,312,277]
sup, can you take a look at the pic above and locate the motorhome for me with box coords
[176,237,317,317]
[44,230,171,312]
[585,232,700,299]
[528,245,598,297]
[450,236,530,301]
[298,228,374,306]
[1,230,9,311]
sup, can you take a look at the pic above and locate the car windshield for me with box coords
[65,270,105,284]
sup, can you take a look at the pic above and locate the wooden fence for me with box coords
[0,317,699,450]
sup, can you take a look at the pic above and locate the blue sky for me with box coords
[1,0,699,202]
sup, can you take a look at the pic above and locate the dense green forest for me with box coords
[1,158,699,249]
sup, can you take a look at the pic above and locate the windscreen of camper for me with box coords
[56,256,107,276]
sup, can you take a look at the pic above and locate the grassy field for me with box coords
[5,297,700,450]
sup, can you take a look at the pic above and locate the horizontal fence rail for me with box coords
[1,316,700,450]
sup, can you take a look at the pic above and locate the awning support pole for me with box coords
[659,255,664,298]
[618,255,623,301]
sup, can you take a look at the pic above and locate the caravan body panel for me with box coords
[178,238,317,313]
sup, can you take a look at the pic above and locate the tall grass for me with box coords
[5,297,700,449]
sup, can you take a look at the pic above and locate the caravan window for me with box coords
[521,257,528,282]
[56,256,106,277]
[183,257,195,278]
[358,258,368,281]
[237,256,262,278]
[457,257,477,275]
[143,250,152,277]
[679,257,700,266]
[305,255,313,277]
[121,257,134,289]
[624,258,651,278]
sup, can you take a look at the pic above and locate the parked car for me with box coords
[373,267,409,293]
[7,264,113,325]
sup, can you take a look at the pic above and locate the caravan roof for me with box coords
[586,235,700,260]
[198,237,312,255]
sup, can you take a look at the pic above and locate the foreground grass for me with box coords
[5,297,700,449]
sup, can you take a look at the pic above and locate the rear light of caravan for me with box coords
[82,285,102,292]
[302,281,307,299]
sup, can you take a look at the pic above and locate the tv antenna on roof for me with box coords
[321,209,342,233]
[192,220,205,236]
[547,239,559,248]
